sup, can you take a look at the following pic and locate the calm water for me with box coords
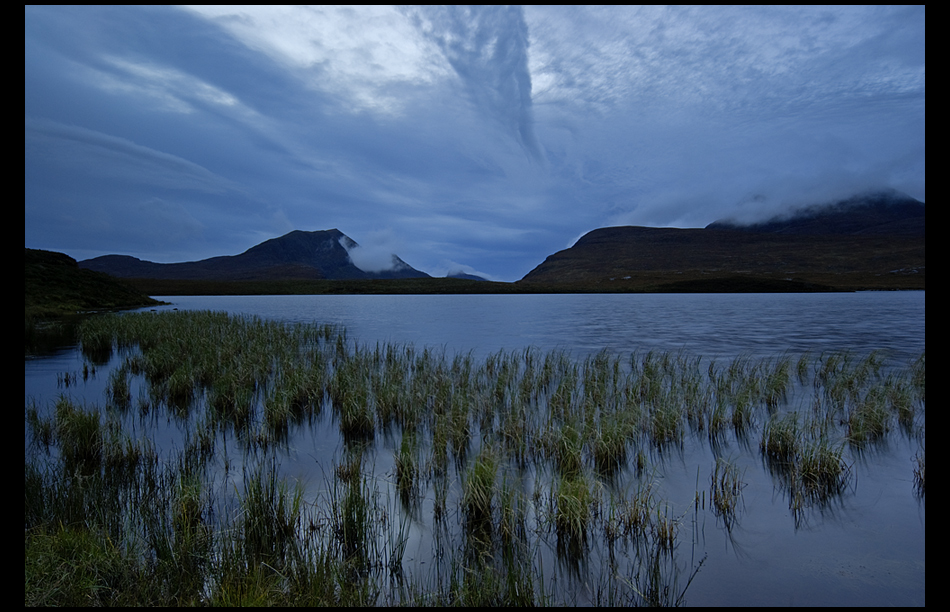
[25,291,925,605]
[141,291,924,362]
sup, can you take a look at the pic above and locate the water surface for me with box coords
[24,291,925,605]
[138,291,924,362]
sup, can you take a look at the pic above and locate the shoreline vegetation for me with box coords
[25,310,925,605]
[124,269,922,297]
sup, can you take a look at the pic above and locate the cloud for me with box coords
[182,5,450,115]
[25,118,245,194]
[409,5,542,162]
[24,5,924,280]
[433,260,496,281]
[339,228,406,273]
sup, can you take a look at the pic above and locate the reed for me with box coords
[652,503,678,551]
[761,411,851,514]
[107,366,132,410]
[796,352,810,385]
[338,472,371,561]
[239,460,304,570]
[30,311,923,605]
[911,351,925,398]
[847,390,890,444]
[25,523,146,606]
[764,355,792,408]
[761,412,800,462]
[592,411,631,475]
[797,436,849,500]
[463,445,497,523]
[884,375,916,427]
[649,398,684,448]
[54,397,103,477]
[621,546,706,607]
[619,478,657,538]
[394,429,419,506]
[710,457,744,528]
[497,475,527,547]
[553,470,597,559]
[547,420,585,477]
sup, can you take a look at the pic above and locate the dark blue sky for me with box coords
[25,6,925,281]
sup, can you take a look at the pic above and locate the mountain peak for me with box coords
[79,229,430,281]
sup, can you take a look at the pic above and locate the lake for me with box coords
[24,291,925,605]
[137,291,924,361]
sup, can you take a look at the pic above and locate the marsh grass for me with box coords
[463,445,497,524]
[394,429,419,507]
[553,471,597,541]
[239,460,304,570]
[760,411,851,516]
[25,311,924,605]
[710,457,745,529]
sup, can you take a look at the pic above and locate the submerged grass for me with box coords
[25,310,924,605]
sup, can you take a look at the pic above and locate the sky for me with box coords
[25,5,925,281]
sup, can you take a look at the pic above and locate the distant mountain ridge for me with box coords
[79,229,430,281]
[519,190,924,290]
[705,189,924,236]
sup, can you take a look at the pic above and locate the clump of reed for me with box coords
[54,397,103,477]
[462,445,498,524]
[797,437,848,496]
[760,411,851,514]
[238,460,304,570]
[761,412,801,462]
[591,411,633,475]
[553,471,597,543]
[846,389,890,444]
[543,420,585,478]
[603,477,666,545]
[710,457,744,529]
[394,429,420,507]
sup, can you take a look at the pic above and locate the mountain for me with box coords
[26,248,165,318]
[78,229,430,282]
[519,191,924,291]
[705,189,924,236]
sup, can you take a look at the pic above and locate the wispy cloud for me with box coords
[409,5,542,162]
[25,5,924,280]
[25,118,246,194]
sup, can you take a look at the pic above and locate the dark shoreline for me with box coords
[126,272,923,297]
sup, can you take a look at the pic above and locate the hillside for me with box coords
[706,189,924,236]
[519,191,924,291]
[25,248,166,318]
[78,229,430,282]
